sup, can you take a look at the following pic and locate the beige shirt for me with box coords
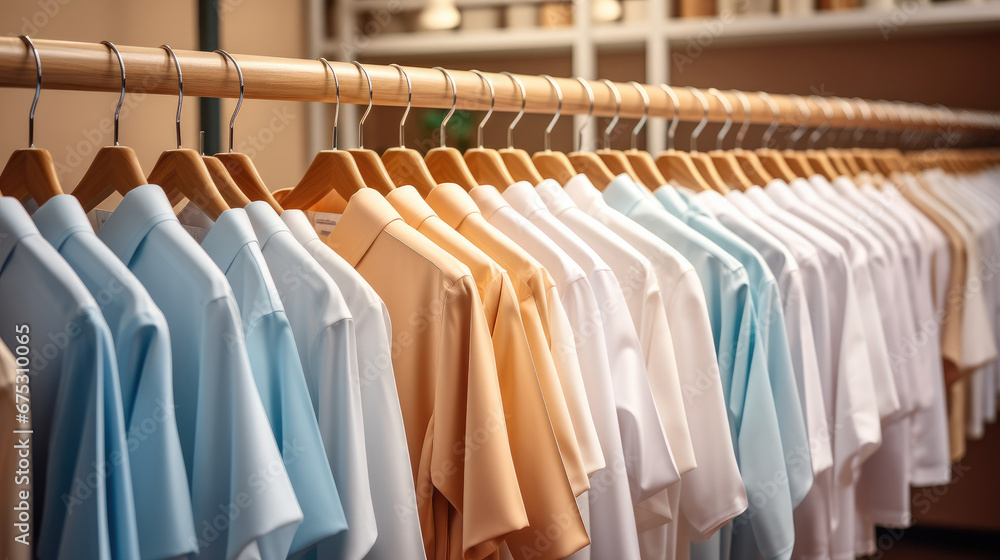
[427,183,605,483]
[1,339,31,560]
[325,188,527,560]
[386,186,589,560]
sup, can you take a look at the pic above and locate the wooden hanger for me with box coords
[380,64,439,196]
[753,91,799,183]
[726,90,772,187]
[0,36,63,205]
[279,58,369,211]
[565,77,616,188]
[463,70,516,190]
[72,41,146,212]
[201,148,251,208]
[144,45,229,220]
[591,79,645,188]
[423,67,479,190]
[623,81,669,187]
[654,84,713,192]
[497,72,544,185]
[801,96,842,180]
[347,61,396,195]
[209,49,282,213]
[532,75,581,186]
[705,88,753,191]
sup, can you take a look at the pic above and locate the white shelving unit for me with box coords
[306,0,1000,153]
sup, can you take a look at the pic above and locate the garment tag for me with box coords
[183,224,208,244]
[91,209,114,232]
[307,211,342,238]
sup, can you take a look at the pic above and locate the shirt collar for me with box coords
[534,178,577,216]
[201,208,257,274]
[0,197,42,272]
[501,180,548,218]
[244,200,290,250]
[97,184,177,266]
[653,185,690,216]
[426,183,481,229]
[564,173,605,215]
[469,184,511,221]
[695,188,729,215]
[280,209,321,244]
[385,185,436,230]
[33,194,94,251]
[789,177,823,205]
[326,187,404,267]
[602,173,646,214]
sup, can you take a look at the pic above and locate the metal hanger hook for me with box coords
[160,45,183,149]
[214,49,243,153]
[707,88,733,151]
[834,97,856,148]
[659,84,680,150]
[389,64,411,148]
[100,40,126,147]
[434,66,457,148]
[575,77,594,152]
[20,36,42,148]
[852,98,871,145]
[352,61,373,149]
[732,90,752,150]
[541,75,562,152]
[807,96,832,149]
[788,94,811,149]
[602,79,621,150]
[629,81,649,151]
[685,86,710,153]
[319,58,340,149]
[501,71,525,149]
[759,91,781,148]
[470,70,494,149]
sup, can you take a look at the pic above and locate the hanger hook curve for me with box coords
[318,58,340,149]
[352,61,373,149]
[575,77,594,152]
[629,81,649,151]
[808,96,833,149]
[433,66,457,148]
[708,88,733,151]
[602,79,621,150]
[759,91,780,148]
[159,45,183,149]
[501,71,526,150]
[470,70,495,149]
[732,90,752,150]
[99,40,126,147]
[541,75,562,152]
[788,94,811,149]
[686,86,710,152]
[659,84,681,150]
[389,64,411,148]
[214,49,243,153]
[19,36,42,148]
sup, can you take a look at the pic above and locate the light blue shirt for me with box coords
[0,197,139,560]
[197,208,348,557]
[245,201,377,560]
[98,186,302,560]
[663,187,813,507]
[32,195,194,560]
[602,177,794,560]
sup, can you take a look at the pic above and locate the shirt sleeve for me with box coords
[434,276,527,559]
[668,271,747,538]
[244,313,348,557]
[308,318,377,560]
[490,276,589,560]
[41,307,140,560]
[194,297,302,560]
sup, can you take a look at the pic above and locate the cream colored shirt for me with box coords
[386,186,589,560]
[325,188,528,560]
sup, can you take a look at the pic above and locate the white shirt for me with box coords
[245,202,377,560]
[502,181,679,524]
[281,210,427,560]
[471,184,643,560]
[564,176,746,560]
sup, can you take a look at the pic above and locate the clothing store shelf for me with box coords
[342,1,1000,58]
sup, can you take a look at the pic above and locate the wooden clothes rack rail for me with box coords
[1,37,999,136]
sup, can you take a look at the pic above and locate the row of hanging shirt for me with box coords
[3,150,998,560]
